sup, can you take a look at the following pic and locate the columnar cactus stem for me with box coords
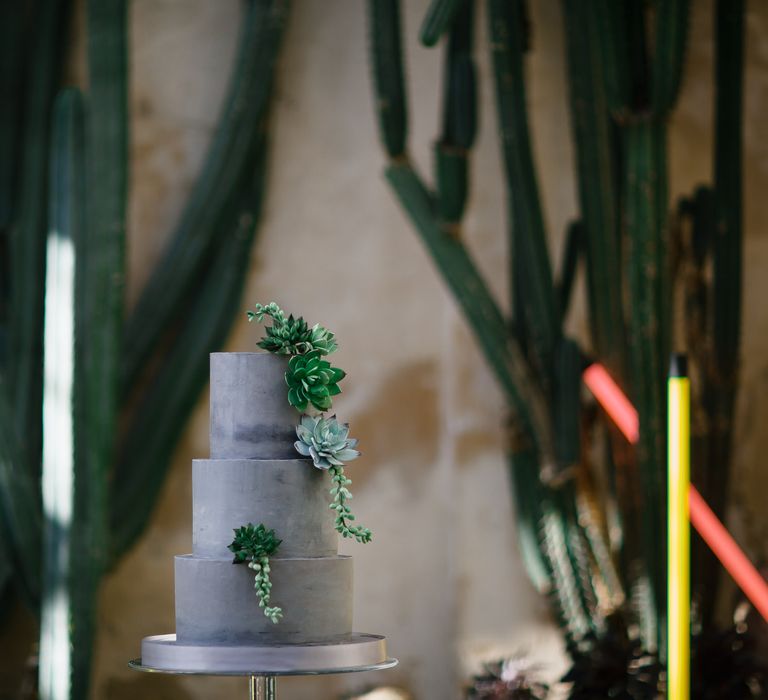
[562,0,625,377]
[365,0,746,680]
[122,0,289,390]
[435,0,475,228]
[418,0,464,48]
[8,0,70,489]
[487,0,559,379]
[368,0,407,159]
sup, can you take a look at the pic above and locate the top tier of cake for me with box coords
[210,352,296,459]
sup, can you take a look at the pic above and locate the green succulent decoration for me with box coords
[251,303,372,543]
[247,301,337,355]
[294,413,361,469]
[228,523,283,624]
[285,350,346,412]
[330,466,372,544]
[294,413,372,544]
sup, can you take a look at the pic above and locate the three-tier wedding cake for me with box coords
[140,350,390,672]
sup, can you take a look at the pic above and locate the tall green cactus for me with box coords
[8,0,71,500]
[681,0,744,631]
[1,0,72,611]
[369,0,745,687]
[112,0,289,562]
[0,1,290,697]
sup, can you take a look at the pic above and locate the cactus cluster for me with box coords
[367,0,745,691]
[0,1,290,696]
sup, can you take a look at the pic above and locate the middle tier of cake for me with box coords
[192,458,337,559]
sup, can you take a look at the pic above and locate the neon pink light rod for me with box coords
[688,485,768,623]
[583,363,639,442]
[583,362,768,623]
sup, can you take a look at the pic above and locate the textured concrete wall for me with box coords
[92,1,768,699]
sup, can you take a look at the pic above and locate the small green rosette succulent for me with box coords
[285,350,345,412]
[247,302,337,355]
[307,323,337,355]
[258,314,310,355]
[294,414,360,470]
[228,523,283,623]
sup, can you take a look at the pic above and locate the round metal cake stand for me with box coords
[128,644,397,700]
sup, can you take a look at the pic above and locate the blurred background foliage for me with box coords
[0,0,289,697]
[369,0,763,696]
[0,0,763,698]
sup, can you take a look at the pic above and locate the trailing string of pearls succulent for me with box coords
[248,302,373,543]
[228,523,283,624]
[295,414,371,543]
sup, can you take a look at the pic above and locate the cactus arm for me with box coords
[556,220,582,320]
[418,0,464,48]
[110,138,269,560]
[650,0,691,116]
[0,549,11,606]
[0,3,25,229]
[434,148,468,229]
[439,0,475,151]
[507,446,551,594]
[487,0,559,378]
[623,120,667,652]
[385,161,555,465]
[367,0,407,158]
[510,442,592,644]
[562,0,625,377]
[79,0,128,585]
[8,0,70,475]
[575,470,625,614]
[625,1,650,112]
[553,338,581,474]
[541,490,592,645]
[122,0,289,391]
[677,186,716,627]
[563,488,601,635]
[435,0,475,227]
[698,0,745,628]
[0,382,42,606]
[592,0,631,116]
[712,0,743,377]
[39,88,88,700]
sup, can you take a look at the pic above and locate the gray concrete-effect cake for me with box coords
[139,351,390,673]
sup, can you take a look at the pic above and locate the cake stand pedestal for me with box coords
[129,633,397,698]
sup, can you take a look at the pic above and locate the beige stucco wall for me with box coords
[88,1,768,699]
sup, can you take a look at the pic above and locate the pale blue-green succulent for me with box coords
[294,414,360,470]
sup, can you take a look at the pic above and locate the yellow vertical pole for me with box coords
[668,354,690,700]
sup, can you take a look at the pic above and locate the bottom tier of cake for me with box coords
[175,554,353,644]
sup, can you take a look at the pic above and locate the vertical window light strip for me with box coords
[40,233,75,700]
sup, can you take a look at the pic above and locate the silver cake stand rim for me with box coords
[128,657,399,676]
[133,632,397,676]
